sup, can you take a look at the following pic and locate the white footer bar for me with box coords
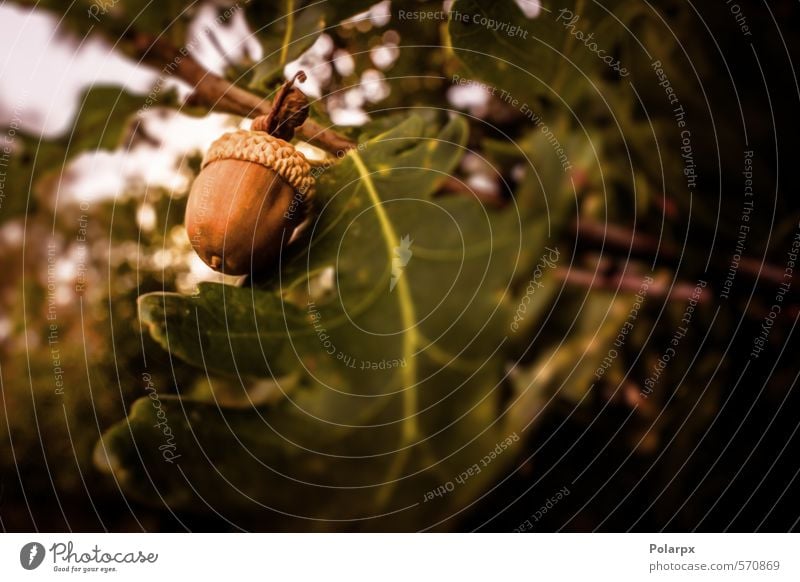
[1,533,797,581]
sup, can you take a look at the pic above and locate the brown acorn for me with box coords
[185,72,314,275]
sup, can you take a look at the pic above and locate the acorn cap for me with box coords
[201,129,315,199]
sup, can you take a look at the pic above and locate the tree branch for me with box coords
[130,32,356,155]
[572,218,793,291]
[570,217,678,261]
[556,268,711,303]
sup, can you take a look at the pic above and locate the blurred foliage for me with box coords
[245,0,376,91]
[0,87,146,224]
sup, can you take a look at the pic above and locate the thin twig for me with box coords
[556,267,710,303]
[572,218,793,290]
[130,32,356,155]
[571,218,677,260]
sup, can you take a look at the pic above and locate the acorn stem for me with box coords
[252,71,308,138]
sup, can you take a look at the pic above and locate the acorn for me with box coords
[185,72,315,275]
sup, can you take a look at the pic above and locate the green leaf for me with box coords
[98,113,589,529]
[447,0,636,107]
[0,134,59,223]
[68,85,149,152]
[247,0,376,91]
